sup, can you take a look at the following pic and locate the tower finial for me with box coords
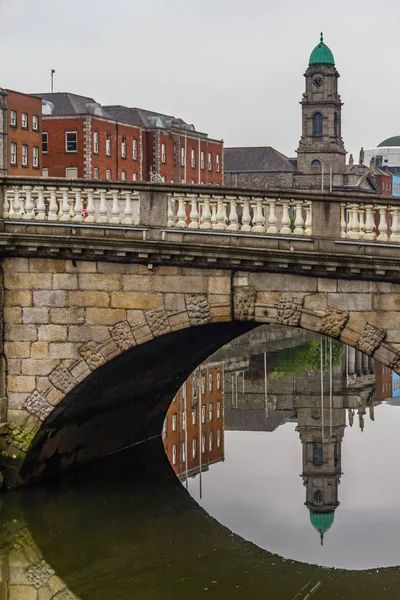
[320,31,324,43]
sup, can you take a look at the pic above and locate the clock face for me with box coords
[313,76,323,88]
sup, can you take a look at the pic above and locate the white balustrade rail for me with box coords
[341,202,400,243]
[167,193,312,236]
[3,185,141,226]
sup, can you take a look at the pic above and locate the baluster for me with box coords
[167,194,175,227]
[12,187,21,218]
[19,188,26,218]
[390,205,400,242]
[293,200,304,235]
[214,195,225,230]
[252,197,264,232]
[97,189,108,223]
[23,186,34,220]
[340,203,347,238]
[3,187,10,218]
[176,194,187,228]
[47,187,58,221]
[279,199,291,234]
[266,198,278,234]
[223,202,229,229]
[304,201,312,236]
[72,188,83,222]
[85,188,95,223]
[227,195,239,231]
[121,190,133,225]
[364,204,375,241]
[188,194,200,229]
[359,206,365,239]
[211,202,217,229]
[241,197,252,232]
[58,187,70,221]
[200,195,212,229]
[347,203,360,240]
[35,186,46,220]
[110,190,121,224]
[132,191,140,225]
[376,205,388,242]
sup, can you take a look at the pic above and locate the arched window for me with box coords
[334,112,339,137]
[312,112,323,137]
[311,159,321,168]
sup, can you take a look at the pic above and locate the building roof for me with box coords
[33,92,110,117]
[378,136,400,148]
[104,105,196,132]
[309,33,335,66]
[224,146,297,173]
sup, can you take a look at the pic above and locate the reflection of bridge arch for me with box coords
[3,258,400,488]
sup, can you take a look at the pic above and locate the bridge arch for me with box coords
[3,257,400,487]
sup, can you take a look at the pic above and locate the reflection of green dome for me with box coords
[309,33,335,66]
[310,511,335,545]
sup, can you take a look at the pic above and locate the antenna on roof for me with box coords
[51,69,55,93]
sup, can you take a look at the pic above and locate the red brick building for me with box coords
[0,89,42,176]
[35,92,223,184]
[163,363,224,479]
[374,171,392,196]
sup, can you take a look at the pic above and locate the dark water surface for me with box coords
[3,327,400,599]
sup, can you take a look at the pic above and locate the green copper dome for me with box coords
[309,33,335,66]
[310,511,335,545]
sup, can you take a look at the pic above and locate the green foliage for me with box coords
[271,338,343,378]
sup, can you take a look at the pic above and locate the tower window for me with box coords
[312,112,323,137]
[334,112,339,137]
[313,442,323,466]
[311,159,321,169]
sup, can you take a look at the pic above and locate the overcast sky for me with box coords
[1,0,398,159]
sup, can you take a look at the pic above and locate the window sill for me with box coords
[10,124,17,129]
[21,126,29,131]
[65,151,78,154]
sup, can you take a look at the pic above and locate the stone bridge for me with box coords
[1,176,400,488]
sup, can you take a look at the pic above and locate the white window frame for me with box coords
[209,403,213,422]
[42,132,48,153]
[33,146,39,168]
[121,137,126,158]
[22,144,28,167]
[208,152,212,171]
[191,148,195,168]
[209,431,213,452]
[192,409,196,425]
[93,167,99,179]
[132,173,138,181]
[93,131,99,154]
[181,147,185,167]
[217,372,221,390]
[201,405,205,424]
[161,143,166,164]
[201,151,205,170]
[172,444,177,465]
[209,373,213,392]
[182,411,186,430]
[192,438,197,458]
[33,115,39,131]
[133,139,138,160]
[201,434,206,454]
[10,142,17,165]
[106,134,111,156]
[201,375,205,394]
[42,168,48,177]
[65,131,77,153]
[65,167,78,178]
[21,112,28,129]
[217,401,221,419]
[172,413,177,431]
[182,442,186,463]
[10,110,17,127]
[217,430,221,448]
[106,169,111,180]
[216,154,220,173]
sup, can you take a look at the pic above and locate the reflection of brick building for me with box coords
[163,364,224,478]
[375,361,392,401]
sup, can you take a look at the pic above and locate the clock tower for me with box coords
[297,33,346,174]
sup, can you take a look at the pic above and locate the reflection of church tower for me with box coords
[296,394,346,545]
[297,33,346,174]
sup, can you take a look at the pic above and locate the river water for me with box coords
[2,326,400,599]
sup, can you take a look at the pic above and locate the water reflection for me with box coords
[164,327,399,570]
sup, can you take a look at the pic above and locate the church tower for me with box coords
[296,33,346,174]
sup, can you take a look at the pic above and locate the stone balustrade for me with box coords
[167,193,312,235]
[3,184,140,225]
[341,202,400,243]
